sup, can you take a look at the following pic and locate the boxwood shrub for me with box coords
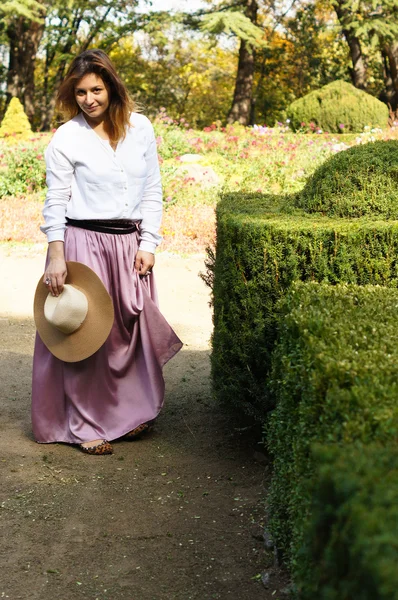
[295,140,398,218]
[298,444,398,600]
[287,80,389,133]
[212,191,398,419]
[267,282,398,571]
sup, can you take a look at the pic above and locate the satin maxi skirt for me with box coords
[31,226,183,444]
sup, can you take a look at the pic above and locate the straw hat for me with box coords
[34,261,114,362]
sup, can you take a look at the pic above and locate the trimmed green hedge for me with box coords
[212,191,398,419]
[298,444,398,600]
[295,140,398,218]
[267,283,398,570]
[287,80,389,134]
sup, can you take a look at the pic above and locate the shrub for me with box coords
[298,444,398,600]
[0,97,32,138]
[0,143,46,196]
[211,191,398,420]
[295,140,398,218]
[287,80,389,134]
[267,282,398,569]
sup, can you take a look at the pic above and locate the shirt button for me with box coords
[125,203,128,206]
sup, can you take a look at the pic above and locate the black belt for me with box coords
[66,218,138,234]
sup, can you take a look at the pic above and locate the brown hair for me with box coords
[56,49,135,143]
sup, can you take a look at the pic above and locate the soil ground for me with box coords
[0,244,288,600]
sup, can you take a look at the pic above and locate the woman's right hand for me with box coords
[43,242,67,297]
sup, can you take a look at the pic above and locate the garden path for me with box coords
[0,245,288,600]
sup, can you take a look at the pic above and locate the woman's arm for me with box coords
[138,122,163,255]
[41,137,74,296]
[44,241,67,297]
[134,121,163,276]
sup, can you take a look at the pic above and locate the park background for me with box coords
[0,0,397,252]
[0,0,397,129]
[1,1,398,598]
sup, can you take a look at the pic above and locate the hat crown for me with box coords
[44,284,88,335]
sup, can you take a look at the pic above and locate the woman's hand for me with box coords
[135,250,155,277]
[43,241,67,297]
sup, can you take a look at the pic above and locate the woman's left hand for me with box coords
[135,250,155,276]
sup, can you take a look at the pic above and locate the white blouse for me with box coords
[41,112,162,254]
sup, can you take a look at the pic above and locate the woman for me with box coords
[32,49,182,455]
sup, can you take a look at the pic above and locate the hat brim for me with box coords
[34,261,114,362]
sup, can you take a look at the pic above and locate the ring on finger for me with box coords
[45,277,51,285]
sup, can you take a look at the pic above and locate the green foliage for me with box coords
[211,191,398,420]
[295,140,398,218]
[334,0,398,46]
[299,443,398,600]
[267,282,398,567]
[0,98,32,137]
[110,36,236,129]
[0,0,43,21]
[0,142,46,196]
[200,10,266,48]
[287,80,389,133]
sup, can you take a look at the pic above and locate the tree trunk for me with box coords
[334,0,367,89]
[381,42,398,111]
[38,12,87,130]
[227,0,258,125]
[39,60,69,131]
[6,14,45,124]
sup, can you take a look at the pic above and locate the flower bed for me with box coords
[0,118,397,252]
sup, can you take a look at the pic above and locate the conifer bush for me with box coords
[299,444,398,600]
[267,282,398,567]
[287,80,389,134]
[211,191,398,419]
[295,140,398,218]
[0,97,32,138]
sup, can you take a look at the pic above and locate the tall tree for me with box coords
[333,0,367,88]
[184,1,266,125]
[6,13,45,121]
[226,0,259,124]
[381,42,398,110]
[332,0,398,101]
[0,0,45,121]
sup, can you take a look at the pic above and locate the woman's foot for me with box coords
[123,420,155,441]
[79,439,113,455]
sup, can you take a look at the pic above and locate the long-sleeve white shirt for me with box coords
[41,112,163,254]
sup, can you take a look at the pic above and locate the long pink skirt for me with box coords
[31,226,183,444]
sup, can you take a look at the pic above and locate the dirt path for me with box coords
[0,245,287,600]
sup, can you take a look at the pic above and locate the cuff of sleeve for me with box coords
[138,240,157,254]
[46,230,66,243]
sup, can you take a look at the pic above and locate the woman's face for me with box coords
[75,73,110,122]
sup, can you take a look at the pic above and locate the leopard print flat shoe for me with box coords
[79,440,113,455]
[123,420,155,441]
